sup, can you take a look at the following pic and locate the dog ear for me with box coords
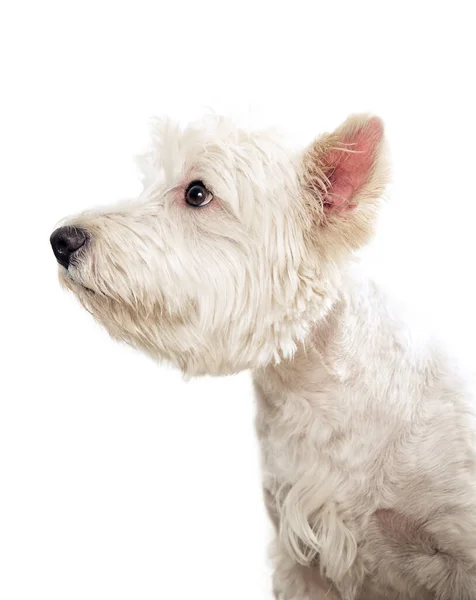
[301,114,388,257]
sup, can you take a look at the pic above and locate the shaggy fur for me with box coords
[52,114,476,599]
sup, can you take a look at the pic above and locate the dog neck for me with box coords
[253,265,393,398]
[253,300,346,399]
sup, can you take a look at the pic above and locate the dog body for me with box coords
[256,267,476,599]
[51,114,476,598]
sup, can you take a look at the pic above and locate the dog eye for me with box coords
[185,181,213,207]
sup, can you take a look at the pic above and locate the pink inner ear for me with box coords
[323,117,383,212]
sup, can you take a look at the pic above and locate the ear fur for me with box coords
[301,114,389,257]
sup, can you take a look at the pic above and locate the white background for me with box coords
[1,1,476,599]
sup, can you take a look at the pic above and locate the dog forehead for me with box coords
[137,115,300,221]
[148,115,292,181]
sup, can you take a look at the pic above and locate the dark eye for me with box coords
[185,181,213,207]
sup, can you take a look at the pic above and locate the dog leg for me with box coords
[264,489,341,599]
[272,548,341,600]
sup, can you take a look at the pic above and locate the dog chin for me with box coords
[59,269,96,296]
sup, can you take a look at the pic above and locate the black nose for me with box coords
[50,226,87,268]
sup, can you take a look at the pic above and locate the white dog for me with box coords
[50,114,476,599]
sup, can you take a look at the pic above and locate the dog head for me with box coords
[51,114,387,376]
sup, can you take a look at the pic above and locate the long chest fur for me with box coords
[254,366,408,534]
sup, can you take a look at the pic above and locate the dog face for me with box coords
[51,115,386,376]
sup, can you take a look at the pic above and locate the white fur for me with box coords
[54,114,476,599]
